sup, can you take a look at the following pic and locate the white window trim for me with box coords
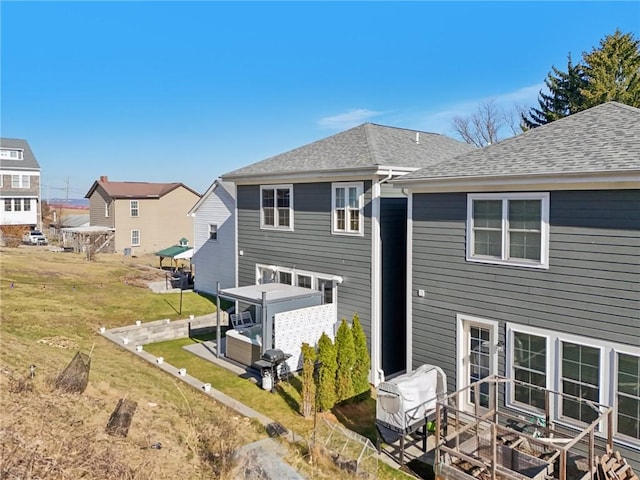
[131,229,140,246]
[260,184,293,231]
[0,149,23,160]
[456,314,500,411]
[466,192,549,269]
[331,182,364,236]
[506,322,640,448]
[209,224,218,241]
[105,202,110,218]
[255,263,338,304]
[130,200,139,217]
[612,345,640,446]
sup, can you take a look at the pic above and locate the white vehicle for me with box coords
[23,230,48,245]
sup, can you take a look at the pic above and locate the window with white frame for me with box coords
[467,193,549,268]
[131,229,140,246]
[105,202,110,218]
[277,271,292,285]
[23,199,31,211]
[209,224,218,241]
[0,149,23,159]
[512,330,548,410]
[261,185,292,230]
[4,199,12,211]
[332,182,363,235]
[507,324,639,444]
[130,200,139,217]
[560,341,601,425]
[255,265,337,304]
[297,274,312,289]
[13,199,22,211]
[11,175,30,188]
[317,277,334,304]
[617,352,640,441]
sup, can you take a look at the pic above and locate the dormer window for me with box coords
[0,149,23,160]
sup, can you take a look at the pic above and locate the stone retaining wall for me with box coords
[105,312,229,345]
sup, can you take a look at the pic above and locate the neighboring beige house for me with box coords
[85,176,201,254]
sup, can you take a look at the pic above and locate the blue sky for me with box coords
[1,1,638,197]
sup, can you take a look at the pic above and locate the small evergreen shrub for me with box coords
[335,319,355,403]
[316,333,337,412]
[351,314,371,397]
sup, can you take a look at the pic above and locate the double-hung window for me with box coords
[23,199,31,211]
[560,341,601,425]
[467,193,549,268]
[13,199,22,211]
[209,224,218,241]
[130,200,139,217]
[11,175,30,188]
[332,182,363,235]
[131,229,140,246]
[507,324,639,446]
[4,199,12,211]
[617,352,640,441]
[261,185,293,230]
[512,330,548,410]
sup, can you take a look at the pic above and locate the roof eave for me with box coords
[397,170,640,193]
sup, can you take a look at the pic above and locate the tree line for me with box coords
[453,29,640,145]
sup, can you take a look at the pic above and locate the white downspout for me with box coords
[370,171,393,386]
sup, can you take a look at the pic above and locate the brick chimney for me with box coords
[99,175,108,183]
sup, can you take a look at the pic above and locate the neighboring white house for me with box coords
[188,179,236,295]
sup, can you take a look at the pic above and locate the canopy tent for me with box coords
[155,238,193,270]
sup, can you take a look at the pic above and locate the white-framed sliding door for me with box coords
[457,314,500,412]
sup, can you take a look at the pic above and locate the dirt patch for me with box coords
[37,336,80,349]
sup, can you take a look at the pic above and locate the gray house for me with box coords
[188,179,237,295]
[395,102,640,466]
[0,138,42,230]
[222,123,473,382]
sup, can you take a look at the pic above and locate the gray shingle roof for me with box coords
[222,123,474,179]
[399,102,640,183]
[0,138,40,170]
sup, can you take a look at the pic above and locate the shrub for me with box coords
[335,319,355,403]
[351,314,371,397]
[300,342,316,418]
[316,333,337,412]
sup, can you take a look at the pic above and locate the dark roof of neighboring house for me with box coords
[85,177,200,199]
[397,102,640,184]
[0,138,40,170]
[59,214,90,228]
[222,123,475,179]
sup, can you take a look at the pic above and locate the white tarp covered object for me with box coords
[376,364,447,434]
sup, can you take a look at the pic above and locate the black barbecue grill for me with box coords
[254,349,292,392]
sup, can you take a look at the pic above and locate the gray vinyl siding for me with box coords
[411,189,640,466]
[236,182,373,337]
[88,187,114,228]
[192,185,236,295]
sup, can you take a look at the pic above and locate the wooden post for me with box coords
[491,423,497,479]
[216,282,221,358]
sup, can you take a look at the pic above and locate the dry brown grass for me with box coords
[0,248,262,480]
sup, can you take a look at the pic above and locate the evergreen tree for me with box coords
[581,30,640,108]
[300,342,316,418]
[316,333,337,412]
[335,319,356,403]
[522,54,587,128]
[351,314,371,397]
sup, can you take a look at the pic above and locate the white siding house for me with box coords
[188,180,236,295]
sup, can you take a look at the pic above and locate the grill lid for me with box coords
[262,349,286,363]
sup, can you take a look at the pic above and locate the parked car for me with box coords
[23,230,48,245]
